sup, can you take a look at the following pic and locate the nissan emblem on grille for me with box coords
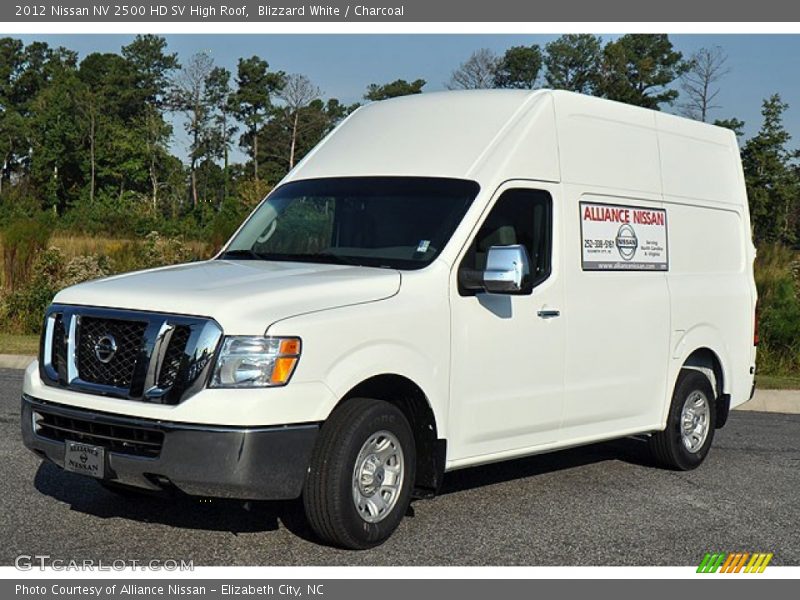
[93,334,117,364]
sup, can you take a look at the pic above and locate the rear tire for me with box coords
[303,397,416,549]
[649,369,716,470]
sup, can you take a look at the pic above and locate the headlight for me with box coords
[211,336,301,388]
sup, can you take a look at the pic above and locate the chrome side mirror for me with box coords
[458,244,532,294]
[482,245,531,293]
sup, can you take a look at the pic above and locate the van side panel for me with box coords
[654,113,756,411]
[664,201,753,408]
[551,90,756,438]
[560,186,671,436]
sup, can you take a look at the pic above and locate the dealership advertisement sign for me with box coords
[580,201,669,271]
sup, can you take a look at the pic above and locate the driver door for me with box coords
[448,182,565,463]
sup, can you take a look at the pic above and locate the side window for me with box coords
[458,188,552,295]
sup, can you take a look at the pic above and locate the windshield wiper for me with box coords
[312,252,397,269]
[222,249,386,268]
[219,248,266,260]
[249,251,363,267]
[310,251,362,266]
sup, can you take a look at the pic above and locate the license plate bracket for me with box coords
[64,440,105,479]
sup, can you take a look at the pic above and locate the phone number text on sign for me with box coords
[580,201,669,271]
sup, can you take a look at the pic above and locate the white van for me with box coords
[22,90,757,549]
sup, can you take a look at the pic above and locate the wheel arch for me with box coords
[676,346,731,429]
[334,374,446,497]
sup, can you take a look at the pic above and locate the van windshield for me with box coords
[221,177,479,270]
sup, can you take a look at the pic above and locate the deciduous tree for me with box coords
[680,46,730,122]
[278,74,321,169]
[259,97,357,184]
[171,52,215,207]
[447,48,499,90]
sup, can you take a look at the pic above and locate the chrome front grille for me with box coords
[33,407,164,458]
[40,305,223,404]
[76,317,148,388]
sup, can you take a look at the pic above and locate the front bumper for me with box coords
[21,394,319,500]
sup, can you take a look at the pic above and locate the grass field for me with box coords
[754,374,800,390]
[0,233,214,297]
[0,334,38,356]
[49,233,209,258]
[0,234,212,287]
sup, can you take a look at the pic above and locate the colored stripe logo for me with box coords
[697,552,773,573]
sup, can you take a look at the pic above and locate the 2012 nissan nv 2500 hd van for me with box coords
[22,90,758,549]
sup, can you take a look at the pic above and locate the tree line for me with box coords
[0,35,360,225]
[0,33,797,246]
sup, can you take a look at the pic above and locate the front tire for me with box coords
[303,397,416,549]
[649,369,716,470]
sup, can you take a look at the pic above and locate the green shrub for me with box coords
[132,231,193,271]
[0,247,117,335]
[1,215,53,291]
[103,232,204,274]
[754,243,800,374]
[1,283,55,334]
[59,194,164,238]
[61,254,112,287]
[0,247,64,334]
[104,240,141,273]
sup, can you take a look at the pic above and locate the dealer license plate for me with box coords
[64,440,105,479]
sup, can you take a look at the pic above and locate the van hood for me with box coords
[53,259,401,334]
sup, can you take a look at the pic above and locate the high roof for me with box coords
[288,89,554,182]
[286,89,743,207]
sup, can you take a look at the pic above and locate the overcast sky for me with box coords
[12,34,800,164]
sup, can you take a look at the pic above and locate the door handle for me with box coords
[537,309,561,319]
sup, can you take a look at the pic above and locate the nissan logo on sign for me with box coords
[615,224,639,261]
[93,334,118,364]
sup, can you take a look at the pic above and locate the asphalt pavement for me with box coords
[2,368,798,566]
